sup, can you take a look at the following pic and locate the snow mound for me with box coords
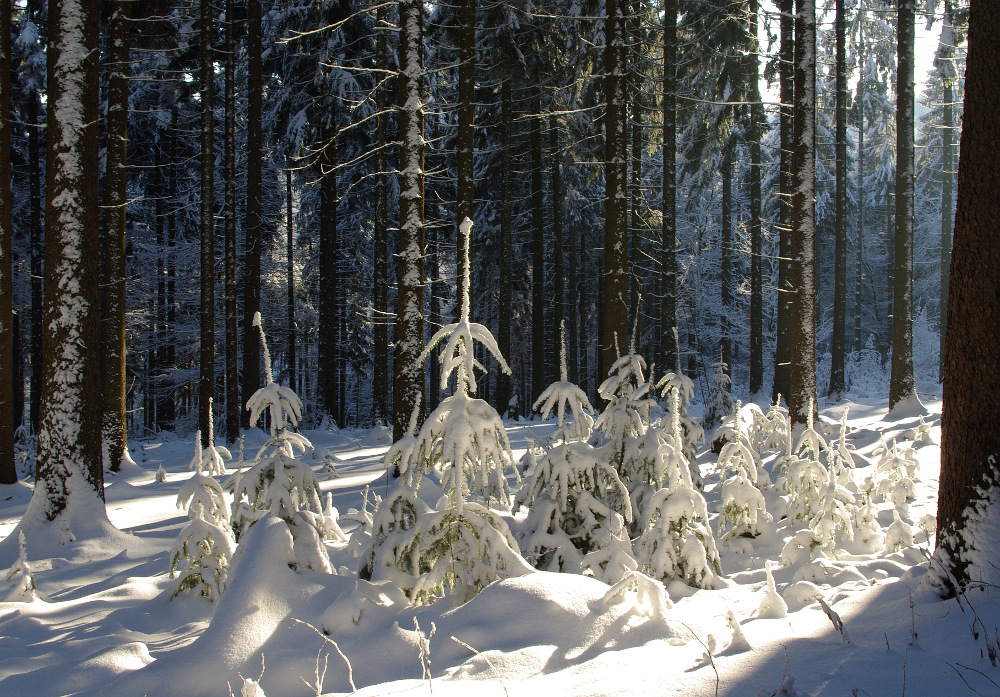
[359,426,393,447]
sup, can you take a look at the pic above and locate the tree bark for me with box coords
[551,119,565,364]
[774,0,795,405]
[495,77,513,416]
[721,145,733,372]
[829,0,848,399]
[223,0,239,442]
[936,0,1000,590]
[36,0,105,512]
[749,0,764,396]
[456,0,475,292]
[789,0,817,428]
[601,0,629,383]
[0,0,14,483]
[939,2,955,382]
[286,167,296,391]
[319,112,339,424]
[372,2,389,424]
[531,89,545,402]
[660,0,677,373]
[392,0,426,441]
[854,27,865,353]
[889,0,916,411]
[242,0,263,428]
[199,0,215,450]
[99,0,130,471]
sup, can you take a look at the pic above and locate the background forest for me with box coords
[1,0,964,461]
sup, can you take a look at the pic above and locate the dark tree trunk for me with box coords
[629,104,642,354]
[223,0,239,443]
[319,115,339,424]
[789,0,817,428]
[661,0,677,373]
[551,119,565,362]
[392,0,426,441]
[242,0,263,428]
[829,0,848,399]
[939,2,955,382]
[37,0,105,512]
[749,0,764,395]
[100,0,130,471]
[27,0,43,440]
[889,0,916,411]
[854,35,865,354]
[721,145,733,371]
[0,0,14,484]
[936,0,1000,590]
[372,2,389,424]
[160,113,177,431]
[774,0,795,405]
[531,89,545,403]
[456,0,475,290]
[495,77,513,416]
[199,0,215,450]
[286,167,296,391]
[602,0,629,382]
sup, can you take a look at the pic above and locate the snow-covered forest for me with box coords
[3,0,1000,695]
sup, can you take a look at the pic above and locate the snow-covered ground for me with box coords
[2,389,999,697]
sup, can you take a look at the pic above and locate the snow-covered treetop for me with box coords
[246,314,303,436]
[422,218,510,396]
[533,321,595,442]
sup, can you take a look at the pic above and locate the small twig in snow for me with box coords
[818,597,850,643]
[450,635,511,697]
[680,622,719,697]
[291,618,356,692]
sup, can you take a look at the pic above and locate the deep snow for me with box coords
[3,388,1000,697]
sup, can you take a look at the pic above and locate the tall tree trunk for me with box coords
[456,0,475,289]
[774,0,795,405]
[100,0,130,471]
[854,32,865,353]
[319,113,339,424]
[35,0,105,514]
[199,0,215,450]
[27,0,43,440]
[551,119,565,362]
[223,0,239,442]
[286,167,296,391]
[392,0,425,441]
[373,3,390,424]
[889,0,916,411]
[161,113,177,431]
[602,0,629,382]
[495,77,513,416]
[661,0,677,373]
[0,0,14,484]
[749,0,764,395]
[935,0,1000,591]
[939,2,955,383]
[531,88,545,403]
[721,145,733,371]
[242,0,262,427]
[629,104,642,353]
[789,0,816,428]
[829,0,848,399]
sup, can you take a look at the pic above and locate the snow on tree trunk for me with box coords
[889,0,917,411]
[934,0,1000,592]
[749,0,764,396]
[773,0,795,405]
[223,0,239,443]
[938,4,955,383]
[393,0,426,442]
[789,0,817,429]
[12,0,120,551]
[660,0,678,374]
[372,1,390,424]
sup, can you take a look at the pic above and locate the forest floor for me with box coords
[2,387,1000,697]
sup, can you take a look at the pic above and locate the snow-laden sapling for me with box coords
[851,490,885,552]
[169,439,236,599]
[593,340,654,475]
[717,418,771,541]
[874,440,919,518]
[805,467,856,557]
[533,321,595,443]
[655,335,705,464]
[884,510,914,553]
[361,219,531,604]
[4,532,39,602]
[514,439,636,583]
[703,360,735,439]
[231,313,340,573]
[828,407,859,492]
[756,561,788,619]
[759,397,791,454]
[634,391,721,589]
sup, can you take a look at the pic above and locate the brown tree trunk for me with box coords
[829,0,848,399]
[242,0,263,428]
[372,2,390,424]
[223,0,239,442]
[749,0,764,395]
[531,89,545,403]
[935,0,1000,590]
[199,0,215,450]
[37,0,105,513]
[100,0,130,471]
[495,77,513,416]
[774,0,795,405]
[602,0,629,382]
[0,0,14,483]
[661,0,677,373]
[286,167,296,391]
